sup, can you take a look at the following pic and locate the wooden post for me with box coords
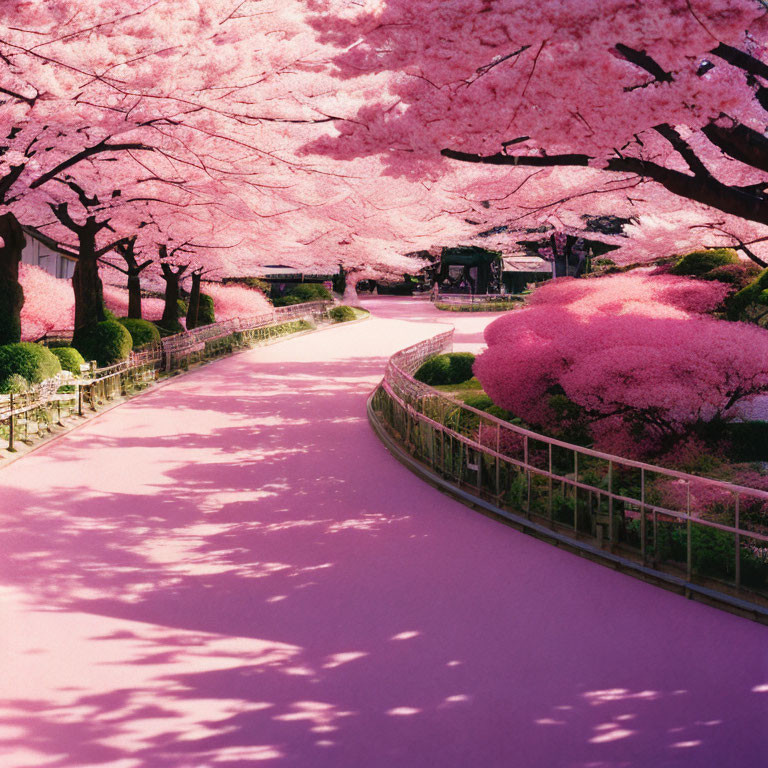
[8,392,14,451]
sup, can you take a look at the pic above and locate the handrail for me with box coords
[372,329,768,608]
[1,301,331,451]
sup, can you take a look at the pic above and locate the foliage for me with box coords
[670,249,739,277]
[205,282,271,320]
[726,269,768,323]
[197,293,215,326]
[50,346,85,375]
[1,373,29,394]
[474,273,768,459]
[293,283,332,301]
[0,342,61,392]
[118,318,161,350]
[415,352,476,386]
[328,305,356,322]
[701,263,761,289]
[274,283,333,307]
[273,295,305,307]
[103,284,165,322]
[73,320,132,367]
[19,263,73,341]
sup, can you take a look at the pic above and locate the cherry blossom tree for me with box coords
[473,272,766,457]
[307,0,768,231]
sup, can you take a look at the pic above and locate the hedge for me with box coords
[671,248,739,277]
[328,305,356,322]
[118,318,161,350]
[197,293,215,326]
[0,342,61,392]
[73,320,132,367]
[414,352,476,385]
[50,346,86,375]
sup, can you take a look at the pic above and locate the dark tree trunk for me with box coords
[127,274,142,319]
[160,260,188,331]
[0,212,26,344]
[186,272,202,330]
[73,245,105,330]
[161,272,180,327]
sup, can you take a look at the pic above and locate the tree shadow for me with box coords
[1,301,767,767]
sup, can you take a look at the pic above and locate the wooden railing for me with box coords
[369,330,768,619]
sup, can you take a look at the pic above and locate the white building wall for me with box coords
[21,235,76,280]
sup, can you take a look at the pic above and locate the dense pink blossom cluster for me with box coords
[203,283,272,321]
[19,264,73,341]
[102,286,166,323]
[474,273,768,457]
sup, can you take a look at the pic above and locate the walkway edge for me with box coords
[367,392,768,626]
[0,312,370,473]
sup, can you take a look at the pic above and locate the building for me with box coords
[21,230,76,280]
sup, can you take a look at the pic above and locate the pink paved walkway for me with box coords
[0,297,766,768]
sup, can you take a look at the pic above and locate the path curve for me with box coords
[0,297,766,768]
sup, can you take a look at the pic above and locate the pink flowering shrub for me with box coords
[204,282,271,320]
[474,272,768,458]
[19,264,74,340]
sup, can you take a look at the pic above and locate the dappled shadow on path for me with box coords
[0,308,767,767]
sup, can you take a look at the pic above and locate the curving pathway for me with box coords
[0,297,766,768]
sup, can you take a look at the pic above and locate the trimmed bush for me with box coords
[154,318,184,337]
[671,248,739,277]
[50,346,86,375]
[288,283,332,301]
[118,318,161,350]
[72,320,132,367]
[273,295,304,307]
[2,373,29,394]
[328,305,356,323]
[0,342,61,392]
[197,293,215,326]
[414,352,476,385]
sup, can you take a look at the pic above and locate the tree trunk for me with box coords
[162,272,180,328]
[127,274,142,319]
[186,272,201,330]
[73,253,105,330]
[342,275,359,303]
[0,212,26,344]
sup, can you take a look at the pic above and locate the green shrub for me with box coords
[328,305,356,323]
[272,295,305,307]
[414,352,476,385]
[118,318,161,350]
[177,298,188,316]
[0,342,61,392]
[153,318,184,337]
[197,293,215,326]
[50,346,85,375]
[701,263,760,288]
[288,283,332,302]
[726,268,768,322]
[671,248,739,277]
[1,373,29,394]
[72,320,132,367]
